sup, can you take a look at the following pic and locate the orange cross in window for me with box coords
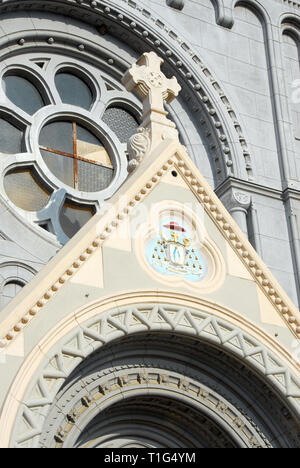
[39,122,113,189]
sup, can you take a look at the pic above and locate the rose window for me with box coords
[39,121,114,192]
[0,53,141,244]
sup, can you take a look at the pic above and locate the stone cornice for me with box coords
[216,177,300,203]
[215,177,284,201]
[283,187,300,203]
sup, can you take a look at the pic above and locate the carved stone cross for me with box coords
[122,52,181,147]
[123,51,181,117]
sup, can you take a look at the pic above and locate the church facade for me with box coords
[0,0,299,448]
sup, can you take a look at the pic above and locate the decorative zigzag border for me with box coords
[12,303,300,448]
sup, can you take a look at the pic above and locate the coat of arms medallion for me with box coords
[146,217,207,282]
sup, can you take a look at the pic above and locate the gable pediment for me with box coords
[0,138,299,365]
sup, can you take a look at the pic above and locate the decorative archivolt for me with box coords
[0,0,297,181]
[212,0,300,28]
[0,262,37,291]
[4,302,300,448]
[281,17,300,37]
[281,0,300,12]
[39,358,272,448]
[233,0,300,24]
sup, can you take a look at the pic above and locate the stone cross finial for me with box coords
[123,52,181,117]
[122,52,181,160]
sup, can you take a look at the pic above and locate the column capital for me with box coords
[221,190,251,213]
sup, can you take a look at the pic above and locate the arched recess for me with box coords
[0,262,36,309]
[281,19,300,161]
[231,1,284,187]
[0,0,255,186]
[3,300,300,448]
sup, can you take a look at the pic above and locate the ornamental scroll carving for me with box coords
[127,127,151,173]
[122,51,181,166]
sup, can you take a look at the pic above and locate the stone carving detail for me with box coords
[127,127,151,172]
[45,367,267,448]
[148,71,165,88]
[122,52,181,150]
[221,190,251,212]
[211,0,234,29]
[123,52,181,111]
[166,0,185,11]
[219,189,251,235]
[282,0,300,9]
[233,191,251,208]
[10,304,300,448]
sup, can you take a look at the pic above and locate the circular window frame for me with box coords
[2,163,53,214]
[54,64,98,112]
[1,66,52,113]
[0,50,142,242]
[30,107,127,201]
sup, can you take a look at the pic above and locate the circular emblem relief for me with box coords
[135,202,226,293]
[146,217,208,282]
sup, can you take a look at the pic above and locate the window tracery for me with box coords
[0,52,141,243]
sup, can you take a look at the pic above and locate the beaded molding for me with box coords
[175,158,300,339]
[1,152,300,351]
[282,0,300,9]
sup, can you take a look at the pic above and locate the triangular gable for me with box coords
[0,138,300,363]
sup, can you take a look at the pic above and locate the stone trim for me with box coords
[46,369,268,448]
[166,0,185,11]
[281,0,300,10]
[7,303,300,448]
[216,177,285,201]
